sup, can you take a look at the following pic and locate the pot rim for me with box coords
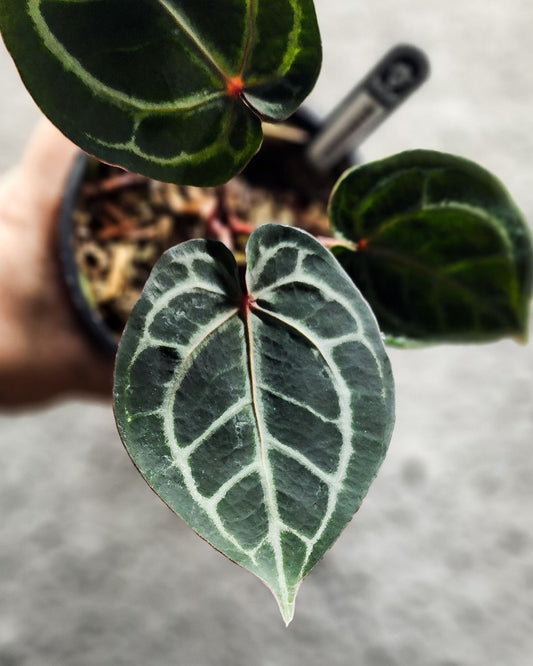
[58,151,119,356]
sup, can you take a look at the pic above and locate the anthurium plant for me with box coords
[1,0,532,624]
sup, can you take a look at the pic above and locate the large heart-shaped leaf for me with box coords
[114,224,394,623]
[329,151,533,345]
[0,0,321,185]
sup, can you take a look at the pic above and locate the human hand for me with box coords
[0,118,114,407]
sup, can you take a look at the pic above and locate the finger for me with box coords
[0,168,18,200]
[20,116,80,203]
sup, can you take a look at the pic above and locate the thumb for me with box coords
[20,116,80,215]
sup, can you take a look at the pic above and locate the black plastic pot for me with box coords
[59,152,120,356]
[58,109,355,356]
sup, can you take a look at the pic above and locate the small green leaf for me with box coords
[114,224,394,623]
[0,0,321,185]
[329,150,533,345]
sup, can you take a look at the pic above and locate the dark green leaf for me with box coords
[0,0,321,185]
[114,224,394,623]
[329,150,533,345]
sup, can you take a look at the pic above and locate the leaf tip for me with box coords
[511,309,531,344]
[278,597,296,627]
[512,329,529,345]
[271,580,302,627]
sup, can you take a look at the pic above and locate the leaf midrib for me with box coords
[156,0,230,83]
[238,0,258,78]
[243,302,289,611]
[248,300,354,577]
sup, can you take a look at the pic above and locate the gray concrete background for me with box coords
[1,1,533,664]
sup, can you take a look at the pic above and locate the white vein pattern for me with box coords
[29,0,303,95]
[244,300,287,607]
[25,0,252,169]
[365,152,529,333]
[244,232,392,620]
[121,249,256,561]
[28,0,226,111]
[357,166,515,261]
[115,228,393,624]
[248,235,388,618]
[26,0,305,168]
[251,301,360,568]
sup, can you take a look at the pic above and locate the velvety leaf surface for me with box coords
[114,225,394,623]
[0,0,321,185]
[329,150,533,345]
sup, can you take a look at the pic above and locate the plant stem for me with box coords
[316,235,357,250]
[82,173,148,197]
